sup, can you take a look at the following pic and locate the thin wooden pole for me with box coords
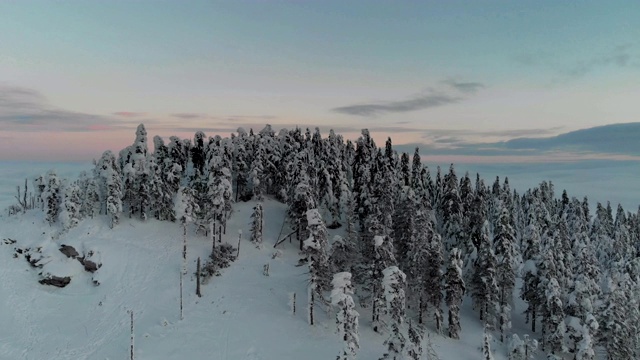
[196,257,201,297]
[129,310,134,360]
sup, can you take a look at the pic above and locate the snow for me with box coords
[374,235,384,248]
[0,161,595,360]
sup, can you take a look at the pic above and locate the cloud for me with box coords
[332,78,484,117]
[442,79,485,94]
[113,111,146,117]
[420,127,562,140]
[171,113,204,119]
[0,85,122,132]
[391,122,640,160]
[332,93,462,116]
[564,44,635,78]
[515,44,640,80]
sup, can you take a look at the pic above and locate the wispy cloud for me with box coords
[332,93,462,116]
[515,44,640,81]
[332,79,484,117]
[563,44,636,78]
[441,79,485,94]
[420,127,562,141]
[0,85,122,132]
[113,111,146,117]
[171,113,204,119]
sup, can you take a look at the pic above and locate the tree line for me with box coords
[28,123,640,359]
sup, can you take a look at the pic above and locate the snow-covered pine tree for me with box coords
[483,324,494,360]
[508,334,538,360]
[94,150,123,228]
[43,170,61,225]
[60,181,82,230]
[329,234,356,274]
[541,277,567,358]
[105,167,123,229]
[82,177,100,219]
[405,321,423,360]
[371,232,397,333]
[392,186,416,271]
[445,248,465,339]
[208,155,233,233]
[288,176,317,250]
[131,124,149,219]
[521,212,544,332]
[249,135,266,201]
[600,273,636,360]
[424,218,445,332]
[439,164,463,249]
[406,207,430,324]
[232,129,251,202]
[494,201,517,342]
[566,245,600,359]
[250,203,264,247]
[303,209,331,325]
[191,131,206,175]
[470,221,498,326]
[330,272,359,360]
[380,266,406,360]
[122,162,136,218]
[352,129,376,231]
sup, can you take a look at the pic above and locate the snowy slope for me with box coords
[0,196,545,360]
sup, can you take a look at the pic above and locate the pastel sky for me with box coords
[1,0,639,161]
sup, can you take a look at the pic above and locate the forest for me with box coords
[19,123,640,360]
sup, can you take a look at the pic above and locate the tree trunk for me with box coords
[531,308,536,333]
[210,221,215,255]
[309,289,314,325]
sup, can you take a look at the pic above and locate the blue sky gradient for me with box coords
[1,1,639,160]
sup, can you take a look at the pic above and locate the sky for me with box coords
[1,0,640,161]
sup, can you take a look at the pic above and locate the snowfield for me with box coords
[0,196,540,360]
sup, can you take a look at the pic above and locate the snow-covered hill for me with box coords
[0,197,537,360]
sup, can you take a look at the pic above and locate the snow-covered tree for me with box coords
[483,324,494,360]
[600,275,636,360]
[250,203,264,246]
[288,177,317,250]
[471,222,498,326]
[304,209,331,325]
[405,321,423,360]
[60,181,82,230]
[331,272,359,360]
[42,170,61,225]
[494,201,517,342]
[445,248,465,339]
[82,177,100,219]
[541,278,567,357]
[371,233,397,333]
[380,266,406,360]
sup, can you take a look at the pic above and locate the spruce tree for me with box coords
[380,266,407,360]
[445,248,465,339]
[405,321,423,360]
[494,202,517,342]
[541,278,567,358]
[331,272,359,360]
[60,181,82,230]
[303,209,331,325]
[250,203,264,246]
[43,170,61,225]
[470,222,498,326]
